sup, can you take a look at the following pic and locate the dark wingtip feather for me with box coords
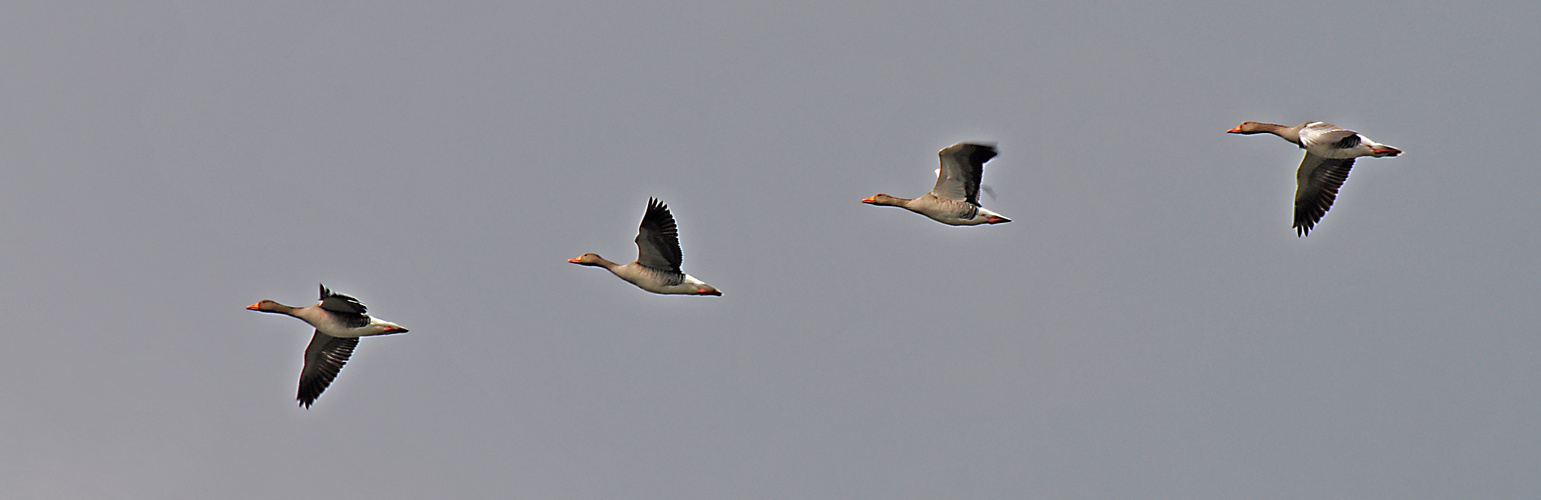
[969,143,999,165]
[296,336,357,408]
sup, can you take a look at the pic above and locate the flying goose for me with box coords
[862,142,1011,226]
[569,198,722,295]
[247,284,408,407]
[1228,121,1401,236]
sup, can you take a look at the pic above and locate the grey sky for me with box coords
[2,1,1538,498]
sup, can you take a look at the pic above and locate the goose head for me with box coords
[567,253,607,267]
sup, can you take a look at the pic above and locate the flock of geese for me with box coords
[248,120,1402,408]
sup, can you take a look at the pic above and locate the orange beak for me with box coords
[861,196,877,204]
[246,302,261,310]
[567,257,583,263]
[1226,125,1244,133]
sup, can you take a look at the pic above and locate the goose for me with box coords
[569,198,722,296]
[1228,121,1401,236]
[247,284,408,408]
[862,142,1011,226]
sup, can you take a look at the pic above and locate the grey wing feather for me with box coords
[1293,154,1356,237]
[1329,132,1362,149]
[931,143,997,205]
[634,198,683,272]
[297,332,358,408]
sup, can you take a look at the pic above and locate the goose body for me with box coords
[1227,121,1401,236]
[862,142,1011,226]
[569,198,722,296]
[247,284,408,407]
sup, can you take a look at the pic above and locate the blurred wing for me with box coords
[932,143,996,204]
[939,169,995,200]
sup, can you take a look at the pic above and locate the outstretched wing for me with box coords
[1293,153,1356,237]
[931,143,997,205]
[634,198,683,272]
[297,331,358,408]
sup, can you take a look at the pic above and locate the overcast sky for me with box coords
[2,1,1538,499]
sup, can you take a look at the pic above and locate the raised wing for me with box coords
[931,143,997,205]
[318,284,370,328]
[1294,153,1356,237]
[297,332,359,408]
[634,198,683,272]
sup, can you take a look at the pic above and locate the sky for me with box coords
[1,1,1538,498]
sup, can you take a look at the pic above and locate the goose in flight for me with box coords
[569,198,722,295]
[862,142,1011,226]
[1228,121,1401,236]
[247,284,408,408]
